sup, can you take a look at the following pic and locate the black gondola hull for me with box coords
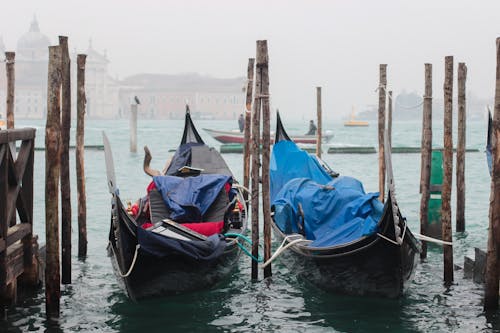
[271,199,420,298]
[108,197,244,300]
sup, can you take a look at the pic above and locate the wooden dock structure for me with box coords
[0,128,40,304]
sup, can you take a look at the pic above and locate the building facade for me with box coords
[0,17,246,120]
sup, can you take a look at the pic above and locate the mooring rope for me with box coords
[110,243,141,278]
[413,233,453,246]
[260,235,312,269]
[224,232,263,263]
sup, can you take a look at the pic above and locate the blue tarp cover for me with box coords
[271,141,383,247]
[153,174,232,222]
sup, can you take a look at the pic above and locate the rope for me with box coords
[260,235,312,269]
[377,217,408,246]
[224,232,263,262]
[110,243,140,277]
[413,233,453,246]
[376,232,400,246]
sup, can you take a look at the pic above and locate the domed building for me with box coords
[16,16,50,61]
[11,16,50,119]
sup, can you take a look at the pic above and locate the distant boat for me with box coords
[344,107,369,127]
[203,128,333,145]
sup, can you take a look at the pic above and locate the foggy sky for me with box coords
[0,0,499,121]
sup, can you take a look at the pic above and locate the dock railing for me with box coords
[0,128,38,303]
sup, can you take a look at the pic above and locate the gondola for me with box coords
[270,113,421,298]
[203,128,334,145]
[104,107,248,300]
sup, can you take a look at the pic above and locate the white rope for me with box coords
[260,235,311,269]
[413,233,453,246]
[116,244,140,277]
[376,232,400,245]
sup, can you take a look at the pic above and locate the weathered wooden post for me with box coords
[316,87,322,158]
[45,45,62,318]
[251,47,263,281]
[5,52,15,129]
[76,54,87,258]
[130,103,138,153]
[456,62,467,232]
[485,37,500,310]
[387,91,393,148]
[259,41,272,278]
[419,64,433,259]
[243,58,255,202]
[378,64,387,201]
[442,56,454,285]
[59,36,71,284]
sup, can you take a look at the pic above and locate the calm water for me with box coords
[1,116,498,333]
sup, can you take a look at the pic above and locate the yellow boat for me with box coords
[344,107,369,127]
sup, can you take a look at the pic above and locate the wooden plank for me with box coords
[5,242,24,285]
[6,129,36,142]
[6,224,31,247]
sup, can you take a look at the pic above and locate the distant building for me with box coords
[0,17,246,120]
[119,73,246,120]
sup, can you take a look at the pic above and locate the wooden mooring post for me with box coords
[76,54,87,258]
[485,37,500,310]
[130,103,138,153]
[243,58,255,202]
[419,63,433,259]
[316,87,322,158]
[251,45,263,281]
[59,36,72,284]
[5,52,15,129]
[45,45,62,317]
[378,64,387,202]
[456,62,467,232]
[259,41,272,279]
[387,91,393,148]
[442,56,454,286]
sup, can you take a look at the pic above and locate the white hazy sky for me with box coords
[0,0,499,121]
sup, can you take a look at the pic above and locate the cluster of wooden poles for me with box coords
[2,36,90,317]
[5,34,500,316]
[44,36,89,317]
[237,38,500,312]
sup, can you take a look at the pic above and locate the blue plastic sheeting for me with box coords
[153,174,232,222]
[166,142,205,176]
[137,227,227,260]
[271,140,382,247]
[270,141,332,199]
